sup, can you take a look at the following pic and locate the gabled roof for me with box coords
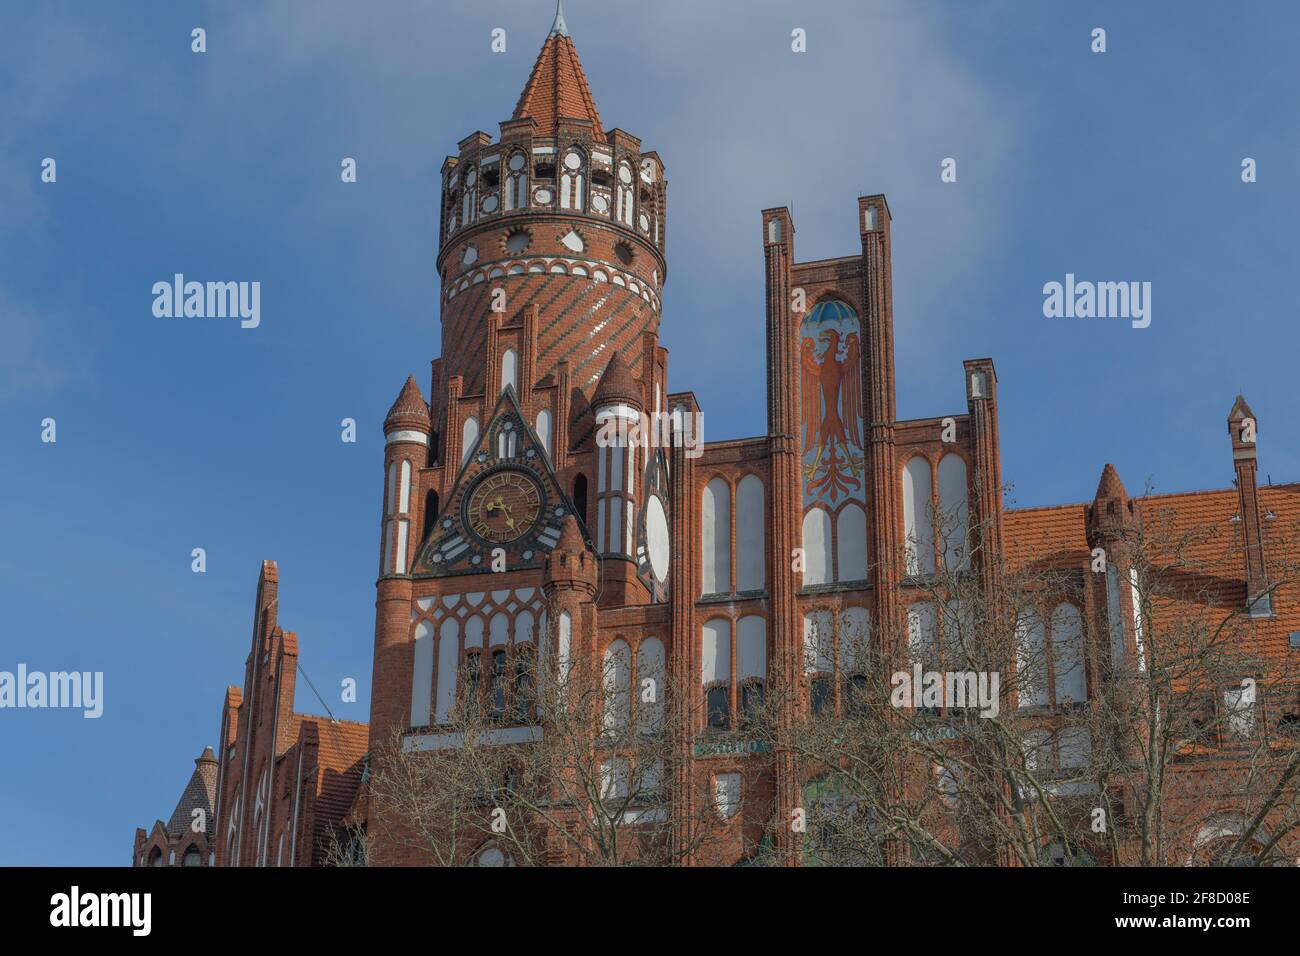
[295,718,369,863]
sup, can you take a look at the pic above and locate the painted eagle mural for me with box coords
[800,299,866,506]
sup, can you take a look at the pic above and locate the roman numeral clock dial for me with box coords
[465,469,543,545]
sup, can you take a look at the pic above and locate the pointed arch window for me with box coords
[617,161,635,226]
[737,616,767,726]
[937,453,969,571]
[535,409,552,459]
[561,150,586,211]
[603,639,632,736]
[702,618,732,730]
[501,348,518,394]
[636,637,666,734]
[462,165,478,225]
[902,457,935,576]
[735,475,765,591]
[701,477,731,595]
[505,153,528,211]
[462,416,480,465]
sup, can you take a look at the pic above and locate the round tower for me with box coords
[435,3,667,398]
[380,375,432,578]
[370,375,431,747]
[590,350,644,605]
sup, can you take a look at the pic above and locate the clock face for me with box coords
[465,469,542,545]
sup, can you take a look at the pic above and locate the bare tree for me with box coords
[363,604,732,866]
[750,483,1300,867]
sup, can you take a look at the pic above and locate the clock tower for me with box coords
[366,2,674,848]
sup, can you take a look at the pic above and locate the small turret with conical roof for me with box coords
[592,348,642,409]
[384,375,432,437]
[589,351,649,604]
[1085,462,1145,680]
[1088,462,1135,538]
[544,514,598,596]
[380,377,430,580]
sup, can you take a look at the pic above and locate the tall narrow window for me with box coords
[1106,564,1125,666]
[841,606,871,701]
[737,616,766,726]
[903,457,935,575]
[701,478,731,595]
[836,502,868,582]
[804,610,834,715]
[801,508,832,586]
[462,416,479,465]
[937,454,969,571]
[501,348,518,394]
[411,620,434,727]
[573,474,588,527]
[462,166,477,225]
[1015,609,1048,708]
[602,639,631,735]
[513,644,535,721]
[736,475,765,591]
[617,162,634,226]
[702,619,732,729]
[557,611,573,688]
[436,619,459,723]
[561,150,585,211]
[490,650,507,719]
[1130,567,1147,671]
[1050,602,1086,705]
[809,677,832,716]
[636,637,665,735]
[505,153,527,211]
[422,490,439,542]
[907,603,939,673]
[465,651,482,711]
[535,409,552,459]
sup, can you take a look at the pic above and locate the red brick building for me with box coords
[137,4,1300,867]
[132,746,218,867]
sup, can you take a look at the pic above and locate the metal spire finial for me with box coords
[549,0,570,37]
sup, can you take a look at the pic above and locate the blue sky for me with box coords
[2,1,1297,865]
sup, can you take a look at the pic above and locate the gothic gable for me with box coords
[416,387,590,578]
